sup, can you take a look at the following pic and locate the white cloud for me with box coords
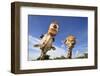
[61,44,65,48]
[28,35,41,60]
[74,50,84,57]
[73,50,88,58]
[47,46,66,59]
[28,35,40,51]
[29,35,40,44]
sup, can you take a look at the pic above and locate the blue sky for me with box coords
[28,15,88,60]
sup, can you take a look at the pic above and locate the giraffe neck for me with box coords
[66,47,73,59]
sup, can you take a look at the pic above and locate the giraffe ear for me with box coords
[40,34,44,39]
[64,40,67,44]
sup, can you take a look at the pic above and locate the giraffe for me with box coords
[34,21,59,60]
[64,35,76,59]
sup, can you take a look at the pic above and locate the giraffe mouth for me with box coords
[50,28,57,32]
[48,28,58,36]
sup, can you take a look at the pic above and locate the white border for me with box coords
[20,6,95,70]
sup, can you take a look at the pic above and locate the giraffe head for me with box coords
[64,35,76,49]
[48,21,59,36]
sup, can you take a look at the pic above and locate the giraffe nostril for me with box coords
[53,25,57,28]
